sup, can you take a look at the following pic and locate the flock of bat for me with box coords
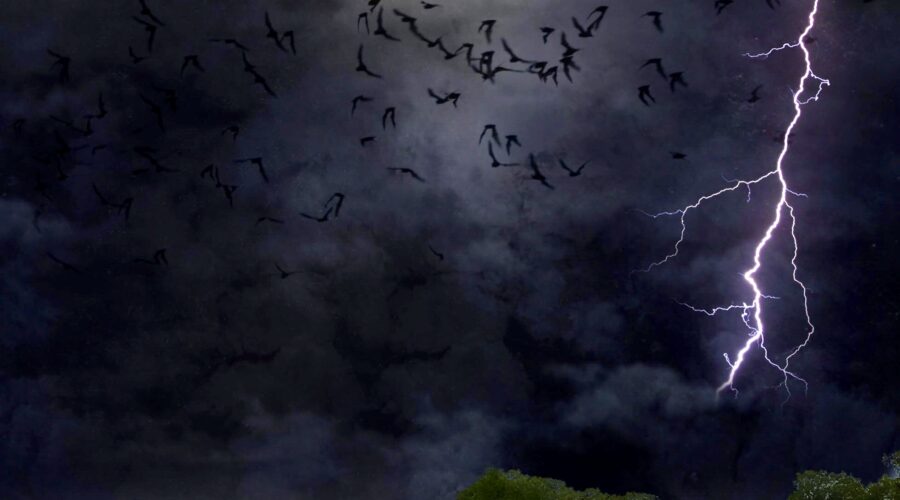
[352,3,624,189]
[347,0,808,192]
[10,0,866,300]
[16,2,338,273]
[3,0,882,406]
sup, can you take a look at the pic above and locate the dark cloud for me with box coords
[0,0,897,498]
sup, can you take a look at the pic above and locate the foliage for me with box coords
[866,475,900,498]
[788,471,868,499]
[457,469,657,500]
[461,452,900,500]
[788,470,900,500]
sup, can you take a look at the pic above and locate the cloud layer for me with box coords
[0,0,897,498]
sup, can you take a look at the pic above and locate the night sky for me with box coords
[1,0,898,498]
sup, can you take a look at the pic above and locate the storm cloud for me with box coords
[0,0,897,498]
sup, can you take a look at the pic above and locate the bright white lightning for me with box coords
[640,0,829,400]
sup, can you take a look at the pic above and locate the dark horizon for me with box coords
[1,1,897,498]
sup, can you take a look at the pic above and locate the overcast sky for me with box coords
[0,0,898,498]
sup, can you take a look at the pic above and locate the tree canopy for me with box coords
[461,453,900,500]
[787,470,900,500]
[457,469,657,500]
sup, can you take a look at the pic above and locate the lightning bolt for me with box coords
[639,0,829,400]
